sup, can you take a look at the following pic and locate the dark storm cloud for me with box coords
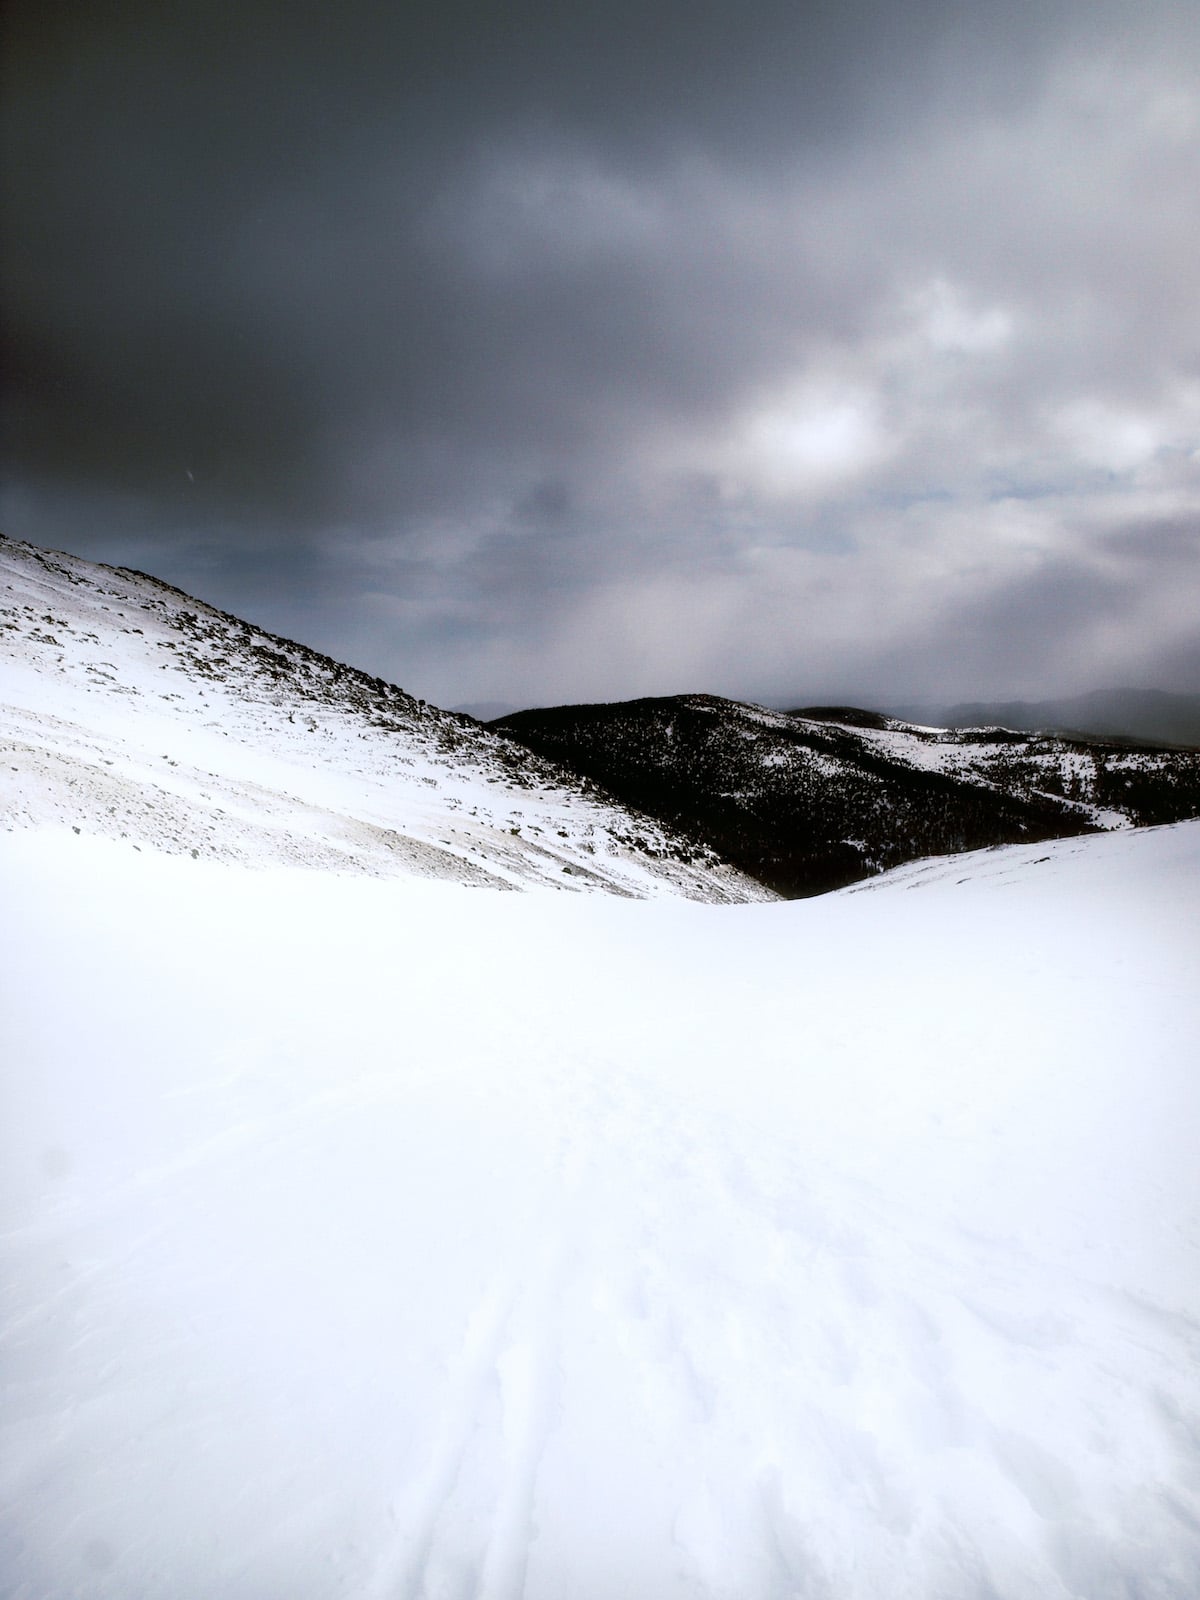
[0,0,1101,510]
[3,0,1198,704]
[3,1,901,500]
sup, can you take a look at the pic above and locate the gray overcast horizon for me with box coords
[3,1,1199,712]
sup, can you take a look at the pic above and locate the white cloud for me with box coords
[1049,389,1200,476]
[721,383,887,498]
[911,278,1015,356]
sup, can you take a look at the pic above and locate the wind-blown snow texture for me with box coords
[2,822,1199,1599]
[0,533,761,901]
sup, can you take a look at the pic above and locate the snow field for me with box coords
[2,823,1199,1598]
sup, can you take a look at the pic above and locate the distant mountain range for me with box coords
[887,689,1200,749]
[492,696,1200,896]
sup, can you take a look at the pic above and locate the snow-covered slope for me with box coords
[2,820,1198,1599]
[802,702,1200,827]
[0,534,763,901]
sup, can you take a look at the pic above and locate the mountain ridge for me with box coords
[492,692,1200,896]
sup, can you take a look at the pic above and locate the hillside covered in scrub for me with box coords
[493,695,1200,895]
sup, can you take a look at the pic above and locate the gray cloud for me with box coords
[3,0,1198,706]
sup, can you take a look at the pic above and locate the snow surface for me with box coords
[3,821,1199,1599]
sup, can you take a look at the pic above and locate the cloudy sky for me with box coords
[3,1,1199,711]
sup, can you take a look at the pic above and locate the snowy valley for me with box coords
[2,535,1199,1599]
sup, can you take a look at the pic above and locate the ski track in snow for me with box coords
[368,1095,587,1600]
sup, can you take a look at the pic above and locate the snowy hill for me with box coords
[492,694,1200,895]
[2,819,1198,1598]
[0,535,764,901]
